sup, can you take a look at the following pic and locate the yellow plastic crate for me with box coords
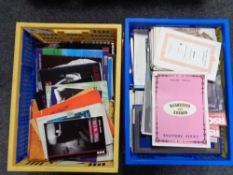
[8,22,122,173]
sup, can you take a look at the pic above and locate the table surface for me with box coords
[1,0,233,174]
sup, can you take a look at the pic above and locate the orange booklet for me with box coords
[28,90,95,161]
[33,89,114,135]
[28,100,46,161]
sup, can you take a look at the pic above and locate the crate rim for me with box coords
[125,17,230,26]
[16,22,122,30]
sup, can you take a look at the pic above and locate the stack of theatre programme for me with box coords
[28,39,116,165]
[129,27,228,157]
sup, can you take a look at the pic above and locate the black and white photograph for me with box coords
[208,70,225,112]
[44,116,106,160]
[40,63,102,90]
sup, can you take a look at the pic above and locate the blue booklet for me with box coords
[107,57,113,99]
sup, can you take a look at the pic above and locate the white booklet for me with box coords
[134,90,144,105]
[141,39,152,135]
[133,29,148,88]
[129,90,134,150]
[95,144,113,162]
[130,36,134,74]
[152,27,221,81]
[37,103,113,159]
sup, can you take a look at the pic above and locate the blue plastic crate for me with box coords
[123,18,233,165]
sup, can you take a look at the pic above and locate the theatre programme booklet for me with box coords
[152,72,210,148]
[151,27,221,81]
[44,116,106,160]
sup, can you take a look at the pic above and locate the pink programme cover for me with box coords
[152,72,210,148]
